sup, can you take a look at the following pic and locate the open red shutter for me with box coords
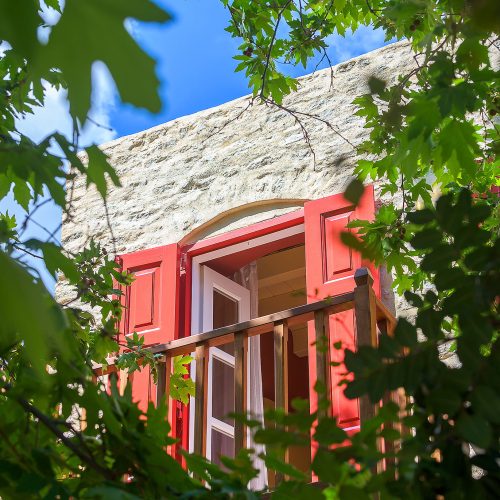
[305,185,379,432]
[118,244,180,414]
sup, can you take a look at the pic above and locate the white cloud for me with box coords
[327,25,392,64]
[82,62,118,146]
[38,1,62,43]
[7,58,118,293]
[17,0,117,148]
[16,62,117,147]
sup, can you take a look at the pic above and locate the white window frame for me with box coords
[206,347,235,461]
[188,223,305,455]
[190,224,304,335]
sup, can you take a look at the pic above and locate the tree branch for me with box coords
[260,0,293,99]
[7,388,116,481]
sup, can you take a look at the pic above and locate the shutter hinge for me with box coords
[179,252,187,275]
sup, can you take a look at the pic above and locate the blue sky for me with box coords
[1,0,393,291]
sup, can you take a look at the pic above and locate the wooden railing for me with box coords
[96,267,396,459]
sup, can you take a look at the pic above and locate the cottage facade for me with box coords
[58,41,416,482]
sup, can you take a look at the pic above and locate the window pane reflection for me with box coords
[213,289,238,328]
[211,429,234,467]
[212,357,234,425]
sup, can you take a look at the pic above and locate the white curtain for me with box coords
[234,261,267,490]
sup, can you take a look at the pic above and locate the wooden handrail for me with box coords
[150,291,355,357]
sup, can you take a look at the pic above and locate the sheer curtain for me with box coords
[234,261,267,490]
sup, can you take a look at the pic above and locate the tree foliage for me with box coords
[0,0,499,498]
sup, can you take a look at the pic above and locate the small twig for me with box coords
[264,98,316,168]
[28,218,61,245]
[60,296,82,308]
[266,98,357,150]
[297,0,306,30]
[227,4,267,54]
[204,98,254,141]
[19,198,52,236]
[0,427,25,462]
[260,0,293,99]
[401,174,406,215]
[11,243,44,260]
[7,387,116,481]
[314,47,335,90]
[486,37,499,48]
[365,0,381,18]
[86,115,114,132]
[47,221,63,244]
[103,200,117,257]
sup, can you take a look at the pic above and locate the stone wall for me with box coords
[58,41,417,306]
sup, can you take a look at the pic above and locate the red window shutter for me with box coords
[117,244,180,415]
[118,244,180,347]
[304,185,379,432]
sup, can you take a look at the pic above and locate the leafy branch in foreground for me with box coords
[1,0,499,498]
[222,0,499,293]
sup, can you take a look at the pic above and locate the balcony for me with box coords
[95,267,397,473]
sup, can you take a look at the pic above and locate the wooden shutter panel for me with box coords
[117,244,180,414]
[304,185,379,432]
[118,244,180,346]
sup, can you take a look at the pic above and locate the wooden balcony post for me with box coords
[155,354,176,455]
[314,309,330,417]
[234,331,248,455]
[156,354,173,412]
[156,358,167,404]
[274,320,289,485]
[119,368,129,396]
[274,321,289,412]
[354,268,378,423]
[193,344,207,456]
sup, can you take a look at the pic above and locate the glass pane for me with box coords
[213,289,238,328]
[211,428,234,467]
[212,357,234,425]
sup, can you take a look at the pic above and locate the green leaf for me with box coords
[41,0,171,121]
[0,252,69,381]
[339,485,370,500]
[438,120,479,181]
[261,453,306,480]
[456,413,492,448]
[406,208,435,224]
[411,229,442,250]
[85,145,121,198]
[420,245,457,272]
[404,291,423,308]
[434,268,465,291]
[470,387,500,425]
[13,181,32,211]
[314,418,347,445]
[367,76,386,95]
[344,179,365,206]
[0,0,39,59]
[393,318,418,348]
[26,241,79,282]
[312,448,342,484]
[82,486,141,499]
[428,388,462,415]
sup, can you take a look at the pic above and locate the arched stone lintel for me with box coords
[179,198,308,246]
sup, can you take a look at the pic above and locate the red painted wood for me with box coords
[202,232,304,276]
[130,365,155,414]
[304,185,379,434]
[118,244,180,347]
[117,244,180,432]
